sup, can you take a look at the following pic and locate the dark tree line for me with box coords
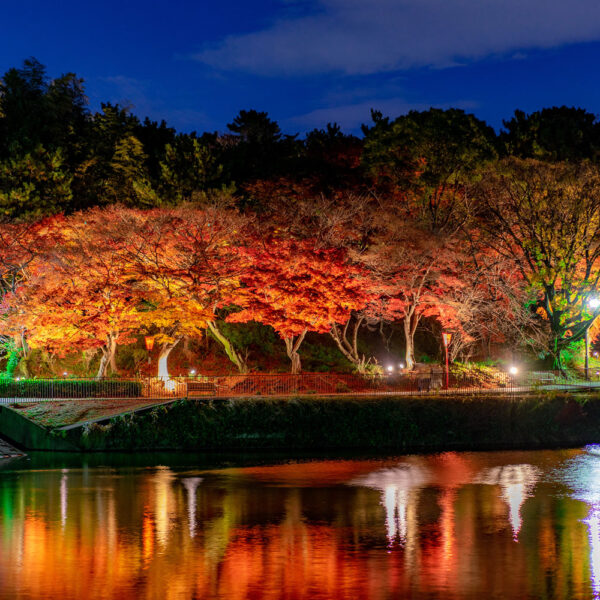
[4,58,600,222]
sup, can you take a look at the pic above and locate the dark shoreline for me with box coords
[3,392,600,454]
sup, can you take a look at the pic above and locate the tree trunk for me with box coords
[12,333,28,377]
[182,336,194,360]
[109,344,118,374]
[158,337,182,379]
[284,330,307,374]
[403,313,420,371]
[18,330,29,359]
[96,334,117,379]
[4,339,20,379]
[96,351,109,380]
[553,337,568,376]
[207,321,248,373]
[330,316,370,373]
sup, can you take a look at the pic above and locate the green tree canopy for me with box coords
[501,106,600,162]
[362,108,498,233]
[0,146,72,220]
[474,158,600,368]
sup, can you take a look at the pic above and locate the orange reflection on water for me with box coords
[0,451,596,600]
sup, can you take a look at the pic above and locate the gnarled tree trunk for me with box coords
[96,334,117,379]
[403,312,420,371]
[207,321,248,373]
[157,337,182,379]
[330,316,371,373]
[284,330,307,374]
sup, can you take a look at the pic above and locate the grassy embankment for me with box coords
[1,390,597,452]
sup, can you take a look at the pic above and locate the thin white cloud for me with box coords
[100,75,152,113]
[193,0,600,75]
[287,97,479,130]
[99,76,212,131]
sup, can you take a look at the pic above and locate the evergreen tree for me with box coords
[159,136,224,203]
[0,145,72,219]
[223,109,299,192]
[501,106,600,162]
[103,135,157,207]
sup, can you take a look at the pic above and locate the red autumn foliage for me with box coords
[226,237,373,372]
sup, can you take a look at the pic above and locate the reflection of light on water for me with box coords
[585,506,600,599]
[474,464,540,539]
[60,469,68,529]
[154,468,175,547]
[383,485,409,542]
[585,444,600,456]
[351,465,430,544]
[565,449,600,599]
[182,478,202,537]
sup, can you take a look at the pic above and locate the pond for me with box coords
[1,447,600,599]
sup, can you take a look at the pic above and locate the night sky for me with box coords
[4,0,600,135]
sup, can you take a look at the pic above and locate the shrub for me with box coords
[0,379,142,399]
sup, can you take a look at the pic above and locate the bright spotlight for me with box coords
[387,365,394,373]
[589,298,600,309]
[398,362,405,369]
[189,369,197,376]
[509,366,518,375]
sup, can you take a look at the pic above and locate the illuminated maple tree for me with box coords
[362,222,465,371]
[0,217,62,374]
[115,202,251,374]
[226,237,371,373]
[9,210,144,378]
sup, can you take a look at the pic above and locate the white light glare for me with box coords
[189,369,196,376]
[509,366,518,375]
[387,365,394,373]
[398,362,405,369]
[590,298,600,309]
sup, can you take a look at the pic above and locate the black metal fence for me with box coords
[0,370,599,403]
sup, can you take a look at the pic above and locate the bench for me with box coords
[186,381,217,397]
[417,377,431,392]
[530,371,556,385]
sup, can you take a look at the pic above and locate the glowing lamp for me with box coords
[144,335,155,352]
[189,369,197,376]
[442,332,452,347]
[398,362,405,369]
[509,366,518,375]
[590,298,600,309]
[387,365,394,373]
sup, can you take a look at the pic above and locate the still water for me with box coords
[3,448,600,599]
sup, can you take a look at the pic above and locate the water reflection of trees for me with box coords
[473,464,540,538]
[351,463,430,545]
[0,454,595,599]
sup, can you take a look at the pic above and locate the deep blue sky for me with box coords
[3,0,600,135]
